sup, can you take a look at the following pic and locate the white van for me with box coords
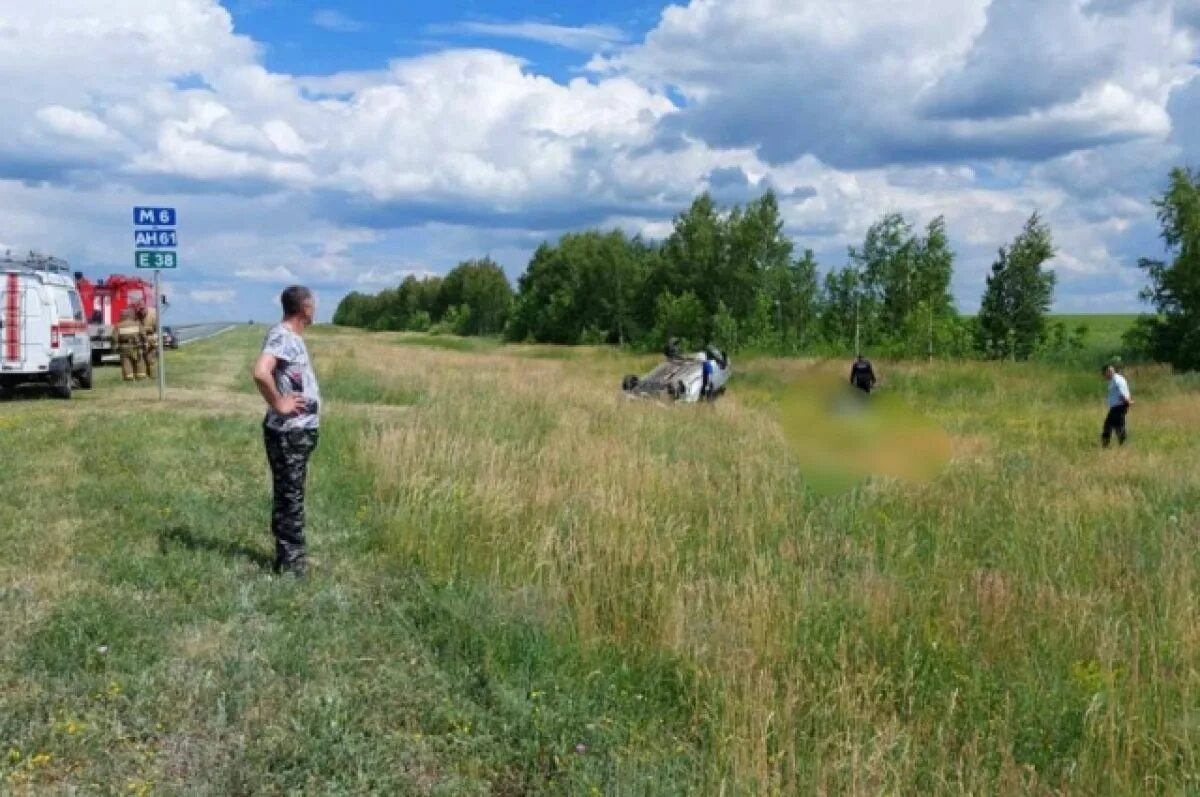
[0,256,94,399]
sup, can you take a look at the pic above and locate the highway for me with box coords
[173,323,240,345]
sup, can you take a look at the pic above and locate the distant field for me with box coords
[2,326,1197,794]
[1048,314,1139,355]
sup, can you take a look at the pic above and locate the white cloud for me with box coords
[235,265,299,283]
[312,9,364,33]
[190,288,236,303]
[354,268,441,286]
[0,0,1194,319]
[430,21,627,51]
[36,106,117,143]
[594,0,1196,168]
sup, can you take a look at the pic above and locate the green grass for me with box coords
[0,334,701,794]
[2,327,1198,794]
[1048,314,1139,356]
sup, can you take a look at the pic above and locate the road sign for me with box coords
[134,229,178,248]
[133,205,177,402]
[136,250,177,269]
[134,207,176,226]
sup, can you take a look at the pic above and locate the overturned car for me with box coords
[621,341,731,403]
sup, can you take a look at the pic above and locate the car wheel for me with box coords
[77,361,94,390]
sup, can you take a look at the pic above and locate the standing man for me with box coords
[1102,363,1134,448]
[115,307,145,381]
[850,354,877,395]
[136,302,159,380]
[252,286,321,578]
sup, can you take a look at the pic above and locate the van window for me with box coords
[56,291,74,320]
[68,290,85,321]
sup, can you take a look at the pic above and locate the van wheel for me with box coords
[77,362,94,390]
[51,368,73,400]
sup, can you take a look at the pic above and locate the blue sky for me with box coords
[227,0,661,80]
[0,0,1196,322]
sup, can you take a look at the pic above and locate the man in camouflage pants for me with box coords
[252,286,322,577]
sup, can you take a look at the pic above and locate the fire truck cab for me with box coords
[0,254,94,399]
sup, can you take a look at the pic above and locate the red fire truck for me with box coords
[73,272,167,365]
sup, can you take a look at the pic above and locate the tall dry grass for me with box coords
[330,333,1200,794]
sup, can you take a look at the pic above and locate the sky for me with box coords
[0,0,1197,322]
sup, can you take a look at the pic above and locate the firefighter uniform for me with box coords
[138,305,159,380]
[115,309,145,381]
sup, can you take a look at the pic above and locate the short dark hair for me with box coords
[281,285,312,317]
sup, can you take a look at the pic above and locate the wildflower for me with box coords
[30,752,52,767]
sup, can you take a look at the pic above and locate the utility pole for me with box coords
[854,292,861,356]
[775,298,782,347]
[927,296,934,363]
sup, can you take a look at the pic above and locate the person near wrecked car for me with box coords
[1101,363,1133,448]
[850,354,877,395]
[252,286,322,578]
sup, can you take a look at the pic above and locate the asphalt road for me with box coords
[173,323,238,345]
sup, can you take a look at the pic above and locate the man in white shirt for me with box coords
[1102,364,1134,448]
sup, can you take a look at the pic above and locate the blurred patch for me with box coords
[777,377,952,495]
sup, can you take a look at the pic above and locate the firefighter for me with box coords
[115,308,145,381]
[137,302,159,380]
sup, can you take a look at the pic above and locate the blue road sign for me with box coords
[134,229,178,248]
[133,207,176,226]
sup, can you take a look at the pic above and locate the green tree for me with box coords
[976,213,1056,360]
[911,216,958,358]
[439,259,513,336]
[851,213,914,342]
[508,242,583,344]
[819,266,864,351]
[508,231,649,345]
[652,291,707,351]
[727,192,793,327]
[1127,167,1200,370]
[333,291,372,327]
[784,249,821,349]
[656,194,726,329]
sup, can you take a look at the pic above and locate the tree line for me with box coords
[335,168,1200,367]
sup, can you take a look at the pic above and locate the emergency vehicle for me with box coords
[74,272,162,364]
[0,253,94,399]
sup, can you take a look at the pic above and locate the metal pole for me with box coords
[155,269,165,400]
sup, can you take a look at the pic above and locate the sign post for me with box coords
[133,207,177,400]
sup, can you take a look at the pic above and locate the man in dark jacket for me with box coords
[850,354,876,394]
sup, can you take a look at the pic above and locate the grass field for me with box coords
[1047,315,1139,358]
[2,326,1198,794]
